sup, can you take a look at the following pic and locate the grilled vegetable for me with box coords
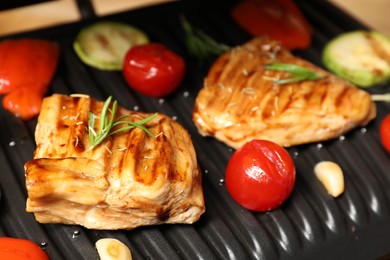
[123,43,186,97]
[231,0,312,49]
[225,139,296,212]
[0,38,59,120]
[73,21,149,70]
[0,237,49,260]
[380,113,390,153]
[322,31,390,87]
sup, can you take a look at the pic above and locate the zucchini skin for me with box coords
[322,30,390,87]
[73,21,149,70]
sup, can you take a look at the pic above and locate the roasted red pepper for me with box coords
[0,237,49,260]
[231,0,312,50]
[0,39,59,120]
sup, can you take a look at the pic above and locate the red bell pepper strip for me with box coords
[231,0,312,50]
[0,39,59,120]
[0,237,49,260]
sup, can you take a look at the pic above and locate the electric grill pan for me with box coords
[1,0,390,259]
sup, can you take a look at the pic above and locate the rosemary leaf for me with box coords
[111,124,153,137]
[110,113,158,137]
[180,15,230,62]
[88,111,96,144]
[99,96,113,133]
[87,97,157,151]
[265,63,323,84]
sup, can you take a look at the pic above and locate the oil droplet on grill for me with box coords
[72,230,81,238]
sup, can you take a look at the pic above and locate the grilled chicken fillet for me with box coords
[25,94,204,230]
[193,37,376,149]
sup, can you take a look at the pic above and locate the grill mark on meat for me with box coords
[206,55,228,86]
[274,85,293,115]
[164,121,181,183]
[193,37,376,148]
[115,131,132,180]
[335,86,349,111]
[317,82,328,110]
[128,130,146,183]
[157,207,170,221]
[26,94,205,229]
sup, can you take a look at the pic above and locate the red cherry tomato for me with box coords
[123,43,185,97]
[0,237,49,260]
[225,139,296,212]
[380,113,390,153]
[231,0,312,49]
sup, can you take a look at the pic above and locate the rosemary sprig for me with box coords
[87,96,157,151]
[264,63,323,84]
[180,15,230,62]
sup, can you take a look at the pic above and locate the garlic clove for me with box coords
[314,161,344,198]
[96,238,132,260]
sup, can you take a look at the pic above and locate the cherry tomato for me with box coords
[380,113,390,153]
[225,139,296,212]
[123,43,185,97]
[0,237,49,260]
[231,0,312,49]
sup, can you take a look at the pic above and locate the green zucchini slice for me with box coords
[322,31,390,87]
[73,21,149,70]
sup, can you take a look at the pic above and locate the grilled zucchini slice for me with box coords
[322,31,390,87]
[74,21,149,70]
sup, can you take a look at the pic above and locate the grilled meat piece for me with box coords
[193,37,376,149]
[25,94,204,230]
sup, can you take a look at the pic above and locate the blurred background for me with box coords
[0,0,388,37]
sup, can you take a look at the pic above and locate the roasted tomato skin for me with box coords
[123,43,185,97]
[225,139,296,212]
[0,237,49,260]
[380,114,390,153]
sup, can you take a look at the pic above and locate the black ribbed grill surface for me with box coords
[1,1,390,259]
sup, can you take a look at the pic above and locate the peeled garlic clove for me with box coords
[96,238,132,260]
[314,161,344,198]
